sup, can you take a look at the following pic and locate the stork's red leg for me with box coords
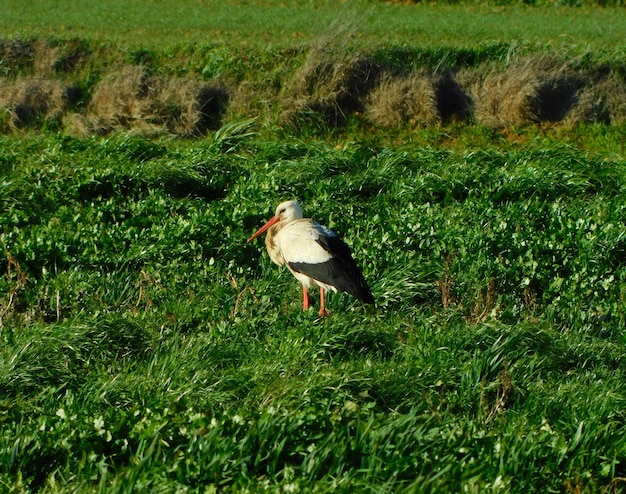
[302,285,309,311]
[318,287,328,317]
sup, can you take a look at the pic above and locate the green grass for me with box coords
[2,1,626,491]
[1,0,625,53]
[1,126,625,492]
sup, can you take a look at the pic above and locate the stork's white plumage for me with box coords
[247,200,374,316]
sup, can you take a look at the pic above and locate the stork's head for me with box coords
[274,200,303,222]
[247,200,303,242]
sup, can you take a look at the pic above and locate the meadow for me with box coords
[1,1,626,492]
[1,0,625,50]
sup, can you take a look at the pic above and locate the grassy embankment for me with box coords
[1,1,625,137]
[1,1,626,492]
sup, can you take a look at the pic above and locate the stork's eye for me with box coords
[279,208,286,214]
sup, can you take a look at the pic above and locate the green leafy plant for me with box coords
[1,127,626,492]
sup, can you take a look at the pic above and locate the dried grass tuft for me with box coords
[464,54,587,128]
[0,38,36,73]
[591,72,626,124]
[563,88,610,125]
[281,54,381,127]
[279,10,381,128]
[32,40,67,75]
[365,70,439,128]
[0,77,77,130]
[82,65,228,136]
[0,38,88,76]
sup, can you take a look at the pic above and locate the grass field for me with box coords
[1,0,625,50]
[1,1,626,493]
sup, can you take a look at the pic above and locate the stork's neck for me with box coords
[265,221,287,265]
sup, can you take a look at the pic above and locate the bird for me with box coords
[247,200,374,316]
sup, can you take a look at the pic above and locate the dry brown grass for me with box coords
[563,88,610,125]
[280,52,381,127]
[365,70,440,127]
[1,36,624,135]
[34,40,64,75]
[0,38,36,73]
[278,10,382,128]
[591,73,626,124]
[0,77,77,130]
[75,65,228,137]
[462,54,588,128]
[0,38,89,76]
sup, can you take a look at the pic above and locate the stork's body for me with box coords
[248,201,374,316]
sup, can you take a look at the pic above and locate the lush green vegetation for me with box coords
[1,124,625,492]
[1,0,625,52]
[2,0,626,492]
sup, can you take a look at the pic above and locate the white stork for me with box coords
[247,200,375,316]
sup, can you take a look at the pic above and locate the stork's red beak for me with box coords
[247,215,280,242]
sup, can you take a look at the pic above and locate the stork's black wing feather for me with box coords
[288,234,374,304]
